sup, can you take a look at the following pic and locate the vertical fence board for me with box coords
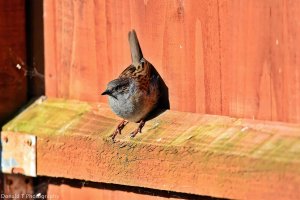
[44,0,300,123]
[219,0,300,122]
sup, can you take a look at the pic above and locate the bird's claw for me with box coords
[130,130,139,138]
[110,120,145,141]
[110,120,128,142]
[130,120,145,138]
[110,129,119,142]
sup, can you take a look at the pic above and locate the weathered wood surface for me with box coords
[3,97,300,199]
[0,0,27,125]
[44,0,300,123]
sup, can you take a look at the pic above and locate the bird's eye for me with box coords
[115,86,121,91]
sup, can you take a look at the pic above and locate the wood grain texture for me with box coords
[44,0,300,123]
[218,0,300,123]
[0,0,27,125]
[3,97,300,199]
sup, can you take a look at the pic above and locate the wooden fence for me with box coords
[1,0,300,199]
[0,0,26,125]
[45,0,300,123]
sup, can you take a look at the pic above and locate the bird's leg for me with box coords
[111,120,128,142]
[130,120,145,138]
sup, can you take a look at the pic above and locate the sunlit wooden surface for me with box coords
[3,97,300,199]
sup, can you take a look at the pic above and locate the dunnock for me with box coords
[102,30,160,141]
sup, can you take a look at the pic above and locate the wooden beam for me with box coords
[2,97,300,199]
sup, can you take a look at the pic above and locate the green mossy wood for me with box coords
[2,97,300,199]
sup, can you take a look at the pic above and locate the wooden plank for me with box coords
[43,0,300,123]
[218,0,300,123]
[3,97,300,199]
[0,0,27,125]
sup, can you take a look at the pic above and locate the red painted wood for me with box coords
[47,183,180,200]
[44,0,300,123]
[0,0,27,125]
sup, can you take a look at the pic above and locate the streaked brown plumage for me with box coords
[101,30,160,141]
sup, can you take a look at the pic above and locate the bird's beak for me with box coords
[101,90,110,95]
[101,89,118,99]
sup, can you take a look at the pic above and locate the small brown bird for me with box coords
[101,30,160,141]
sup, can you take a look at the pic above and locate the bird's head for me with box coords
[101,78,131,100]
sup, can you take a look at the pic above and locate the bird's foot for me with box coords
[110,120,128,142]
[130,120,145,138]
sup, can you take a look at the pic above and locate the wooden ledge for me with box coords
[2,97,300,199]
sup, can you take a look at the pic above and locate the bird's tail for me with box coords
[128,30,143,64]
